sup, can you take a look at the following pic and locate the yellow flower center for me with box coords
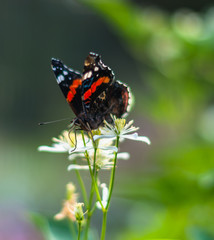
[92,129,101,137]
[114,118,126,133]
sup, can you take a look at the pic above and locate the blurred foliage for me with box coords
[80,0,214,126]
[30,213,74,240]
[76,0,214,239]
[30,213,98,240]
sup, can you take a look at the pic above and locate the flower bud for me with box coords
[66,182,76,200]
[74,203,84,222]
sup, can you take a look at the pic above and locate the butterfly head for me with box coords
[84,52,100,71]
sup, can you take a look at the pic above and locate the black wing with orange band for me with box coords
[51,58,83,116]
[81,52,115,110]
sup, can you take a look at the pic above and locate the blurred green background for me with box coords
[1,0,214,239]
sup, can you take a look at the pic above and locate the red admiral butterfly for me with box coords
[51,52,132,131]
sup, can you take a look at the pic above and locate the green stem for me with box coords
[74,160,88,207]
[81,131,104,211]
[91,169,105,211]
[84,179,95,240]
[100,211,107,240]
[78,221,81,240]
[68,220,76,238]
[106,136,119,210]
[93,147,97,176]
[100,136,120,240]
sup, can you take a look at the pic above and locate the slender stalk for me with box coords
[68,220,76,238]
[106,136,119,210]
[100,136,120,240]
[100,211,107,240]
[84,216,90,240]
[78,221,82,240]
[86,145,97,226]
[81,131,104,210]
[93,146,97,176]
[74,160,88,207]
[84,178,95,240]
[88,162,104,210]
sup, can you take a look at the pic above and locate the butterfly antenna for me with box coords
[38,117,70,126]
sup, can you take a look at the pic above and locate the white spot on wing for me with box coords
[63,70,68,75]
[68,67,81,76]
[83,70,92,80]
[57,74,65,84]
[94,66,99,71]
[99,60,107,68]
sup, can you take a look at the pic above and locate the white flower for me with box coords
[96,183,109,209]
[38,130,92,154]
[67,150,129,171]
[93,118,151,145]
[38,129,126,171]
[38,129,118,154]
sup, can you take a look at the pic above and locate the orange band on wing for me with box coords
[84,89,92,101]
[71,79,82,89]
[83,76,110,101]
[66,79,82,102]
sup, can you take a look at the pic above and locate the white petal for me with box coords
[93,135,116,141]
[121,132,138,139]
[96,201,102,209]
[100,183,109,202]
[67,164,89,171]
[123,120,134,130]
[100,129,114,136]
[135,136,151,145]
[68,153,84,161]
[99,167,113,170]
[52,137,63,143]
[122,133,151,144]
[38,145,67,153]
[121,126,139,135]
[96,184,109,209]
[68,146,93,154]
[96,200,107,209]
[117,152,130,160]
[99,146,118,152]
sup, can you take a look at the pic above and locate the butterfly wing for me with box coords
[51,58,83,116]
[89,80,133,125]
[106,81,133,118]
[81,52,115,111]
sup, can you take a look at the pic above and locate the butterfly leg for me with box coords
[68,121,78,152]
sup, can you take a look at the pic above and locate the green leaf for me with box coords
[29,213,75,240]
